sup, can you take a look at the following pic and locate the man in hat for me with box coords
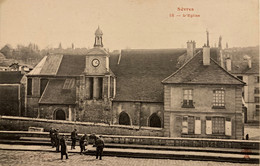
[71,129,78,150]
[79,134,88,155]
[60,135,68,160]
[49,127,55,148]
[54,129,60,152]
[91,134,105,160]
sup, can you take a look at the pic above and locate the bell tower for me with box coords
[94,26,103,47]
[77,27,115,123]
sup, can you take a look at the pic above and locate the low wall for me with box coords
[0,131,259,150]
[0,116,163,137]
[103,135,259,150]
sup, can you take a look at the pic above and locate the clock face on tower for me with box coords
[92,59,100,67]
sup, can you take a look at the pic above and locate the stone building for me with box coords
[25,27,245,139]
[162,43,245,139]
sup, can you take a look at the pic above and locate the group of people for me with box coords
[49,128,105,160]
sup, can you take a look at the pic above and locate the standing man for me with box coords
[60,135,69,160]
[79,134,88,155]
[49,127,55,148]
[71,129,78,150]
[92,134,105,160]
[55,129,60,152]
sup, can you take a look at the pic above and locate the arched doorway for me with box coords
[119,112,130,125]
[149,113,161,128]
[55,109,66,120]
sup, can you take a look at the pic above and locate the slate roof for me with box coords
[109,49,186,102]
[39,79,76,104]
[0,71,23,84]
[56,54,85,76]
[29,47,239,103]
[28,54,86,76]
[162,49,245,85]
[231,61,259,74]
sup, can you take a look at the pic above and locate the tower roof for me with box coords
[95,26,103,36]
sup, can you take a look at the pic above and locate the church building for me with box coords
[25,27,245,139]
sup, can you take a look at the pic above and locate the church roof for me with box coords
[28,54,86,76]
[110,49,186,102]
[29,47,242,103]
[162,49,245,85]
[39,79,76,104]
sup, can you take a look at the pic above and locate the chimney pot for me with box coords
[187,40,196,58]
[203,46,210,66]
[226,57,232,71]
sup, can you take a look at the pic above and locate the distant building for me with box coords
[25,27,245,139]
[0,44,13,58]
[224,54,259,123]
[218,44,259,123]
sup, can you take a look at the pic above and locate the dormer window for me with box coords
[63,79,75,90]
[212,90,225,109]
[182,89,194,108]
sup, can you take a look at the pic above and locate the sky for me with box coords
[0,0,259,50]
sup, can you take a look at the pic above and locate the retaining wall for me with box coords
[0,116,163,137]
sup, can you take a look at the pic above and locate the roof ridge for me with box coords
[161,50,201,83]
[210,57,245,85]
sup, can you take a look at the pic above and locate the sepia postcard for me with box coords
[0,0,259,165]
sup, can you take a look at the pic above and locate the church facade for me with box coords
[25,27,245,139]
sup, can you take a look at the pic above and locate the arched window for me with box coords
[119,112,130,125]
[149,113,161,128]
[55,109,66,120]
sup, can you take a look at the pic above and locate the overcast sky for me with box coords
[0,0,259,50]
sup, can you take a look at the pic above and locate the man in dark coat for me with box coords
[54,129,60,152]
[49,127,55,148]
[71,129,78,150]
[60,135,68,160]
[92,134,105,160]
[79,134,88,155]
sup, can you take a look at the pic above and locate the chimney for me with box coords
[248,59,252,69]
[203,44,210,65]
[226,57,232,71]
[187,40,196,58]
[193,41,196,54]
[243,55,252,69]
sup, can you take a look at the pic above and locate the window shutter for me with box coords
[182,116,188,134]
[195,117,201,134]
[206,117,212,134]
[225,118,232,136]
[175,116,182,137]
[183,100,187,105]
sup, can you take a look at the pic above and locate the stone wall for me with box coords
[0,116,163,137]
[0,130,259,150]
[112,101,164,127]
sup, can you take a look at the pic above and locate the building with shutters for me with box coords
[25,28,245,139]
[220,50,259,123]
[162,37,245,139]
